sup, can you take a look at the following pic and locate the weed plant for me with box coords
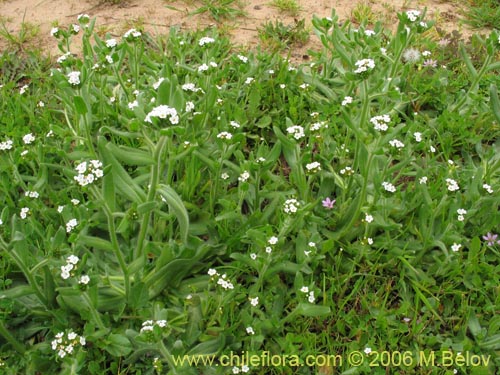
[0,8,499,375]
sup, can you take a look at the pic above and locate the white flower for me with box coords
[199,36,215,46]
[67,255,79,265]
[286,125,305,140]
[340,166,353,175]
[181,83,201,92]
[414,132,422,142]
[0,140,13,151]
[367,237,374,245]
[208,268,218,276]
[299,83,309,90]
[74,160,103,187]
[50,27,59,37]
[341,96,353,106]
[249,297,259,306]
[483,184,493,194]
[198,64,209,73]
[354,59,375,74]
[382,181,396,192]
[23,133,35,144]
[451,243,461,252]
[245,77,254,85]
[105,39,117,48]
[265,246,272,254]
[279,84,286,89]
[230,121,240,128]
[310,121,326,131]
[370,114,391,131]
[283,198,300,214]
[123,28,142,38]
[237,55,248,63]
[306,161,321,173]
[268,236,278,245]
[66,219,78,233]
[105,55,113,64]
[25,190,39,198]
[71,24,80,34]
[128,100,138,109]
[78,275,90,285]
[364,214,374,223]
[422,50,431,57]
[308,291,315,303]
[238,171,250,183]
[364,347,372,354]
[57,205,64,213]
[446,178,459,192]
[217,132,233,140]
[430,145,436,153]
[145,105,179,124]
[308,242,316,248]
[20,207,30,219]
[67,71,81,86]
[406,10,421,22]
[300,286,309,293]
[185,101,195,112]
[21,150,28,157]
[19,84,29,95]
[250,253,257,260]
[246,327,255,335]
[221,172,229,180]
[389,139,405,149]
[71,199,80,205]
[419,176,428,184]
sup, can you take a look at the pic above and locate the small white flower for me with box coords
[306,161,321,173]
[50,27,59,37]
[250,296,259,307]
[145,105,179,125]
[483,183,493,194]
[19,84,29,95]
[283,198,300,214]
[382,181,396,192]
[265,246,272,254]
[406,10,421,22]
[446,178,459,192]
[419,176,428,184]
[246,327,255,335]
[367,237,374,245]
[71,24,80,34]
[279,84,286,89]
[354,59,375,74]
[67,255,79,265]
[230,121,240,128]
[123,28,142,38]
[245,77,254,85]
[198,64,209,73]
[71,199,80,205]
[364,347,372,354]
[185,101,195,112]
[268,236,278,245]
[286,125,305,140]
[414,132,422,142]
[451,243,461,252]
[250,253,257,260]
[0,140,13,151]
[20,207,30,219]
[341,96,353,106]
[308,242,316,248]
[430,145,436,153]
[422,50,431,57]
[299,83,309,90]
[67,71,81,86]
[364,214,374,223]
[364,29,375,36]
[221,172,230,180]
[128,100,139,109]
[208,268,218,276]
[300,286,309,293]
[23,133,36,144]
[370,114,391,131]
[217,132,233,140]
[105,55,113,64]
[308,291,315,303]
[199,36,215,46]
[66,218,78,233]
[46,130,54,137]
[238,171,250,183]
[389,139,405,149]
[78,275,90,285]
[57,205,64,213]
[237,55,248,63]
[105,39,117,48]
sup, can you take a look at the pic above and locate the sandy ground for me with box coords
[0,0,475,58]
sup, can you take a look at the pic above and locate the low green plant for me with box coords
[269,0,301,17]
[0,20,39,51]
[258,18,309,52]
[0,7,499,375]
[188,0,246,22]
[462,0,500,29]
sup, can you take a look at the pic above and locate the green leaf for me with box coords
[293,303,331,317]
[76,235,114,252]
[129,282,149,309]
[73,95,88,115]
[106,143,155,166]
[490,84,500,124]
[104,334,133,356]
[157,184,189,244]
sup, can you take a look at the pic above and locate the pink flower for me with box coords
[322,197,336,209]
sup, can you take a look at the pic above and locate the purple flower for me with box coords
[423,59,437,68]
[482,232,500,246]
[322,197,336,209]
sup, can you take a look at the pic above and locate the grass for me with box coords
[258,18,309,52]
[269,0,302,17]
[0,6,499,375]
[461,0,500,29]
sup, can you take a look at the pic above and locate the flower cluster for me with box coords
[265,236,279,254]
[406,10,421,22]
[61,255,79,280]
[66,218,78,233]
[382,181,396,193]
[286,125,305,140]
[140,319,167,333]
[370,114,391,131]
[51,331,86,359]
[446,178,459,192]
[145,105,179,124]
[354,59,375,74]
[25,190,39,198]
[299,286,316,303]
[23,133,35,144]
[0,139,13,151]
[208,269,235,290]
[389,139,405,149]
[67,71,81,86]
[457,209,467,222]
[199,36,215,46]
[123,28,142,39]
[283,198,300,214]
[305,161,321,173]
[74,160,104,187]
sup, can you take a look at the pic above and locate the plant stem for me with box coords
[0,320,26,354]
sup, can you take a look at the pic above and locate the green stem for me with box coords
[135,136,168,260]
[82,292,106,331]
[0,320,26,354]
[159,340,178,374]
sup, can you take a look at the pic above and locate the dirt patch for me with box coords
[0,0,481,58]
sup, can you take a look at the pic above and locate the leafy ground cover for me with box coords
[0,7,499,375]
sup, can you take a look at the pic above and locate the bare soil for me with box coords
[0,0,477,58]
